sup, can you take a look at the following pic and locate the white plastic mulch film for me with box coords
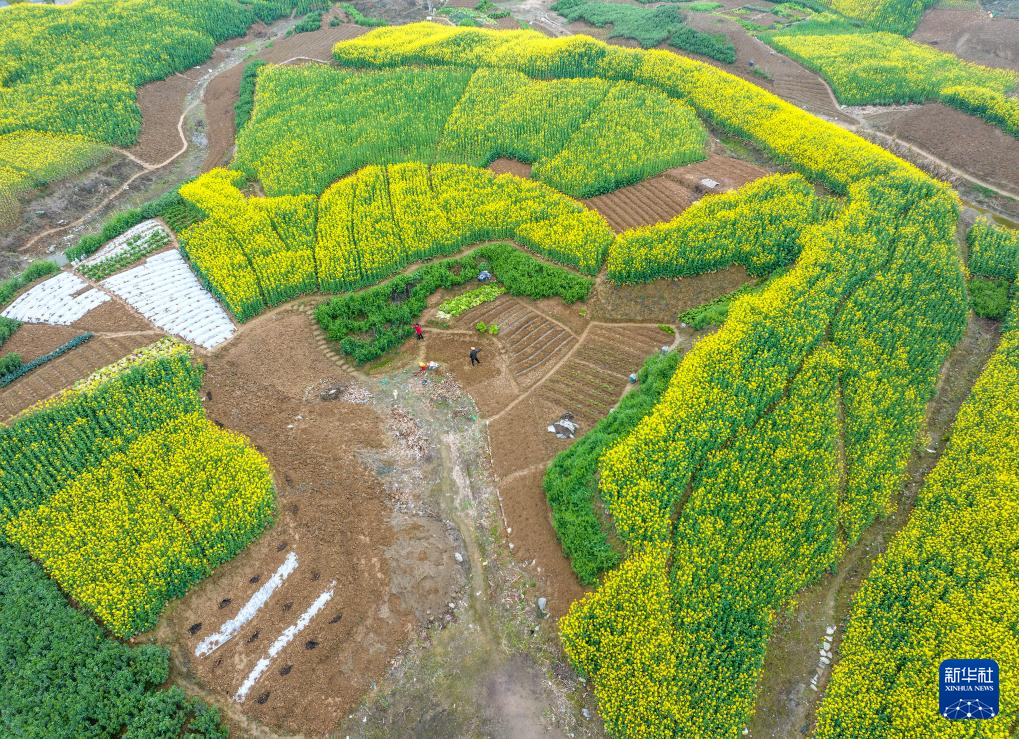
[2,271,109,325]
[101,250,235,349]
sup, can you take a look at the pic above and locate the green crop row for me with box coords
[763,20,1019,139]
[0,542,227,738]
[968,218,1019,282]
[179,163,611,320]
[608,173,823,282]
[315,242,591,363]
[78,229,171,281]
[234,63,706,197]
[0,333,93,389]
[0,339,275,636]
[438,284,507,317]
[544,349,682,584]
[815,293,1019,736]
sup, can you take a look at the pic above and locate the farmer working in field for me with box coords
[413,323,424,341]
[469,346,481,366]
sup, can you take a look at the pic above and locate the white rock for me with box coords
[826,626,836,635]
[454,552,464,564]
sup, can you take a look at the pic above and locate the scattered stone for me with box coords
[820,656,831,665]
[582,708,592,720]
[819,648,827,656]
[826,626,836,636]
[454,552,464,564]
[537,597,548,614]
[810,684,818,692]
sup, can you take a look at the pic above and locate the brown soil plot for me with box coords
[161,308,463,735]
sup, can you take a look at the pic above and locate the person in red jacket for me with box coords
[413,323,424,341]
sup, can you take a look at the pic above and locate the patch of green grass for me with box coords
[968,277,1010,320]
[340,2,388,26]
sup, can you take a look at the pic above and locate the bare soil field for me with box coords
[861,102,1019,194]
[0,330,160,421]
[587,266,751,322]
[913,8,1019,70]
[585,154,770,232]
[489,157,533,179]
[161,308,463,735]
[751,314,1002,737]
[202,22,368,170]
[0,156,141,254]
[131,73,199,163]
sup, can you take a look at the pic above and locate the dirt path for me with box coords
[17,16,305,257]
[750,314,1002,737]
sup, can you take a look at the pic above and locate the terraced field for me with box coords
[3,6,1019,739]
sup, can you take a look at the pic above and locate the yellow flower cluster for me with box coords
[968,218,1019,282]
[608,173,820,282]
[179,163,613,319]
[532,80,706,198]
[181,168,317,318]
[331,23,925,194]
[234,62,707,198]
[0,342,275,637]
[0,131,109,227]
[940,85,1019,138]
[815,296,1019,737]
[329,26,974,734]
[764,21,1019,138]
[559,543,688,738]
[828,0,965,35]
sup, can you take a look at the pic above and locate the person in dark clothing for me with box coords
[414,323,424,340]
[469,346,481,366]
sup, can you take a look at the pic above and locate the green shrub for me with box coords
[0,352,21,376]
[552,0,686,48]
[0,260,59,310]
[968,218,1019,282]
[341,2,388,26]
[316,243,592,363]
[969,277,1010,320]
[0,316,20,347]
[670,25,736,64]
[288,9,324,34]
[235,60,267,133]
